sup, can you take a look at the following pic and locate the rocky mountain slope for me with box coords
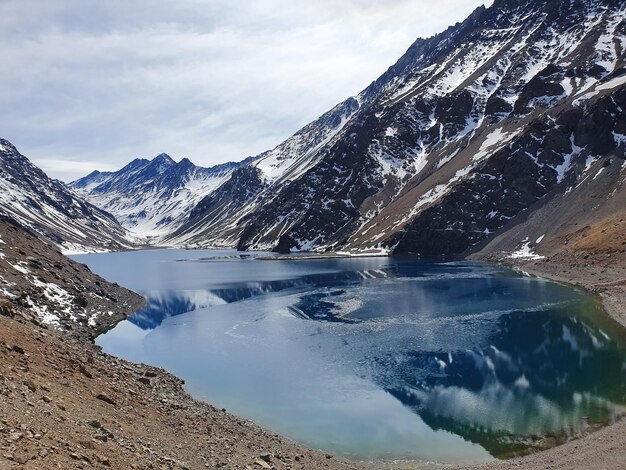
[0,217,143,341]
[70,154,255,238]
[0,139,134,254]
[159,0,625,257]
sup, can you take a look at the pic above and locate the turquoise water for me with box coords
[73,249,626,465]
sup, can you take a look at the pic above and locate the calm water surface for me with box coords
[73,249,626,465]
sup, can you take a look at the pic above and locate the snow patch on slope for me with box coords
[508,238,545,260]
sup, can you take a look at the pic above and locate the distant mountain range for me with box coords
[70,154,254,238]
[2,0,625,259]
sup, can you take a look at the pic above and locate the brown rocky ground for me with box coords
[0,312,362,470]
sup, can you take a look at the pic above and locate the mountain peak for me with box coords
[152,153,175,164]
[177,157,194,168]
[71,151,252,237]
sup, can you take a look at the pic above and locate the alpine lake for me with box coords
[72,248,626,466]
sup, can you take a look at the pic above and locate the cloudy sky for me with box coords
[0,0,490,182]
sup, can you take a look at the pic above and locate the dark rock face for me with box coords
[0,139,131,252]
[190,167,266,221]
[513,76,565,114]
[161,0,626,257]
[233,113,386,252]
[574,94,622,155]
[388,119,572,257]
[485,96,513,118]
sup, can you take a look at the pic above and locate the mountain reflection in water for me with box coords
[129,269,376,329]
[382,307,626,457]
[83,250,626,462]
[130,261,544,329]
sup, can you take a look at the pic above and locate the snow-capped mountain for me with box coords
[163,0,625,256]
[0,139,134,254]
[70,154,254,238]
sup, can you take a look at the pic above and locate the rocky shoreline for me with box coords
[0,218,145,343]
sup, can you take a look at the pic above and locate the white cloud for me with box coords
[31,159,119,181]
[0,0,490,181]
